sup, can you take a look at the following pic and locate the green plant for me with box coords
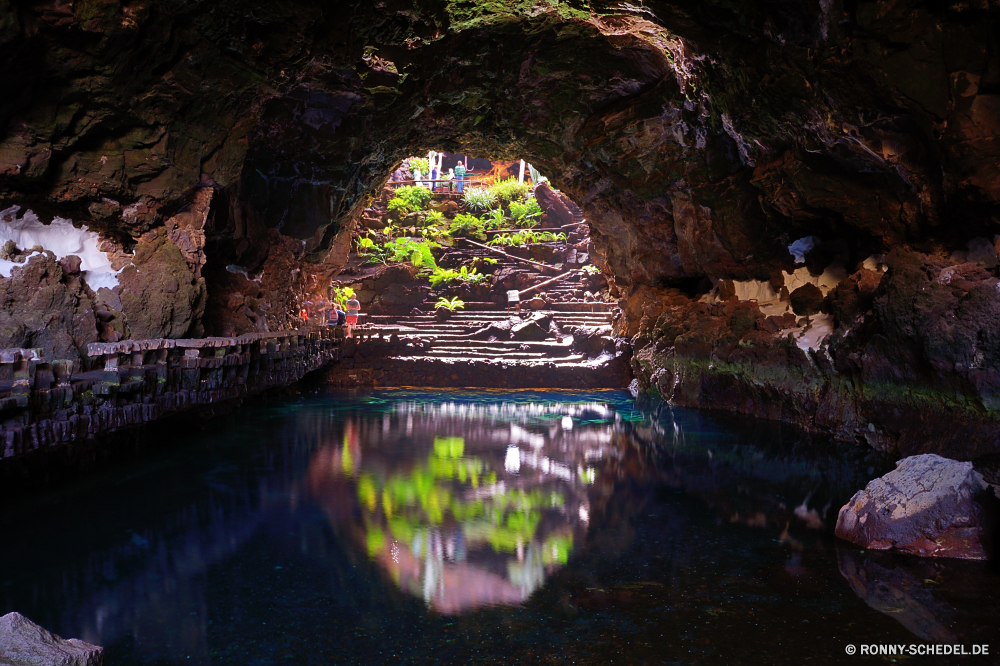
[408,157,429,174]
[428,265,489,288]
[387,185,432,214]
[488,230,567,246]
[435,296,466,311]
[333,285,356,308]
[356,236,388,265]
[429,267,460,288]
[385,238,438,269]
[425,210,445,225]
[488,177,531,203]
[447,213,485,239]
[462,186,497,212]
[580,264,600,275]
[509,197,542,227]
[484,207,508,230]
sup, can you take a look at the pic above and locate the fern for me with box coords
[435,296,466,311]
[509,197,542,228]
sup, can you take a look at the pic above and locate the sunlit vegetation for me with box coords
[435,296,466,311]
[488,230,567,246]
[429,265,489,289]
[488,177,531,203]
[387,185,432,214]
[462,186,497,212]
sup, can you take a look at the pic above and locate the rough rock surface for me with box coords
[631,248,1000,459]
[0,612,103,666]
[0,254,98,365]
[118,229,206,340]
[835,454,996,560]
[0,0,999,447]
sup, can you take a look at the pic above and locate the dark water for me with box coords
[2,389,998,665]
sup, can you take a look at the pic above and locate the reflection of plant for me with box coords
[388,185,432,214]
[435,296,465,311]
[489,177,531,203]
[509,197,542,227]
[357,443,568,560]
[580,264,600,275]
[462,187,497,212]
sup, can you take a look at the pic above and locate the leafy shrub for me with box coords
[387,185,432,214]
[447,213,485,239]
[488,230,567,246]
[509,197,542,227]
[333,285,356,308]
[383,238,438,269]
[483,207,508,230]
[435,296,465,311]
[408,157,429,174]
[356,236,388,265]
[425,210,445,226]
[489,177,531,203]
[429,265,489,288]
[462,186,497,212]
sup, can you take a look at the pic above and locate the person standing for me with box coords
[345,294,361,338]
[430,163,439,190]
[454,160,466,193]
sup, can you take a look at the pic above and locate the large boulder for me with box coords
[0,612,103,666]
[835,454,997,560]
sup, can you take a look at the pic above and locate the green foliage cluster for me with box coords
[580,264,600,275]
[385,237,437,268]
[407,157,429,174]
[447,213,485,239]
[332,285,356,309]
[508,197,542,227]
[488,230,567,247]
[387,185,432,214]
[488,177,531,203]
[435,296,466,311]
[429,265,489,289]
[462,186,497,212]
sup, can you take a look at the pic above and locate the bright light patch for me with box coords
[0,206,123,290]
[504,446,520,474]
[787,236,819,264]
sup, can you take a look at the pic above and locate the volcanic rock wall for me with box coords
[1,1,999,453]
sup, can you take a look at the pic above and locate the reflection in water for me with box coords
[0,390,996,665]
[306,399,615,613]
[837,545,1000,647]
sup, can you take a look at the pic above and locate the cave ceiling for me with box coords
[1,0,998,290]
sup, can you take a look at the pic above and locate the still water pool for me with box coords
[2,389,998,665]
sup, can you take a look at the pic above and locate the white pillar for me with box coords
[518,159,525,184]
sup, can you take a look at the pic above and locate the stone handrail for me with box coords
[0,326,353,461]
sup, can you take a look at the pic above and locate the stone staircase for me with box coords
[365,310,612,366]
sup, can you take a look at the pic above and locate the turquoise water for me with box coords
[1,389,997,664]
